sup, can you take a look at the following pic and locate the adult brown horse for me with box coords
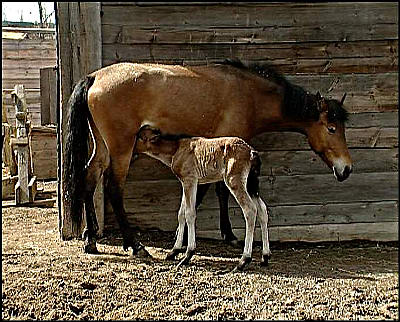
[63,59,352,255]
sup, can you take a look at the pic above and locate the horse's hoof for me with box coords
[222,234,242,248]
[84,243,99,254]
[261,254,271,267]
[227,239,242,248]
[135,247,151,258]
[234,256,252,271]
[131,243,150,257]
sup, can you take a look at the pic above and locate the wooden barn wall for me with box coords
[100,2,398,242]
[2,30,57,127]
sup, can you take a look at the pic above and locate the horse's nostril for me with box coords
[343,165,352,178]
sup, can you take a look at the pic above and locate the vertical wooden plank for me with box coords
[49,68,57,124]
[40,68,50,125]
[58,2,103,239]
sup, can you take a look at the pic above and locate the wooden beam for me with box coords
[58,2,103,240]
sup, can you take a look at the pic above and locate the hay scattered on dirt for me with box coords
[2,205,398,320]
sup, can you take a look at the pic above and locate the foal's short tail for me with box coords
[63,75,95,235]
[247,150,261,198]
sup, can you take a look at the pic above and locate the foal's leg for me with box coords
[182,183,211,247]
[178,181,198,267]
[166,197,187,260]
[254,197,271,266]
[225,176,257,271]
[215,182,239,245]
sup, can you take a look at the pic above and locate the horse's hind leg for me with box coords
[83,119,109,254]
[105,151,148,256]
[216,182,238,245]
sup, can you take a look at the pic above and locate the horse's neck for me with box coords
[254,113,309,136]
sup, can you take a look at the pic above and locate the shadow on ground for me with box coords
[95,229,398,279]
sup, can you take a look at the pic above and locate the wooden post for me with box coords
[11,84,36,204]
[57,2,103,239]
[40,67,57,125]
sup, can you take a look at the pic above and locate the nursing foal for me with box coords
[135,125,271,271]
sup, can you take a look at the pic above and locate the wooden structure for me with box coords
[10,85,37,204]
[2,27,58,181]
[58,2,398,242]
[2,27,57,127]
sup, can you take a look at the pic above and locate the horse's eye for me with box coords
[328,126,336,134]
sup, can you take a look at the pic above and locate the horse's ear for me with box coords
[340,92,347,105]
[316,91,328,112]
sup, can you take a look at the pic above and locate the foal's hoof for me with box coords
[165,247,186,261]
[261,254,271,267]
[176,250,195,268]
[233,256,252,271]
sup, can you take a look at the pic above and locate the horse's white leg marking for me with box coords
[225,176,257,259]
[254,197,271,257]
[182,181,198,253]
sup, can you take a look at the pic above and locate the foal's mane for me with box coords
[221,58,348,123]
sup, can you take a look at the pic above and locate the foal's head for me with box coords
[305,92,352,182]
[135,125,182,156]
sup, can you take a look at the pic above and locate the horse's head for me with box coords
[306,92,352,182]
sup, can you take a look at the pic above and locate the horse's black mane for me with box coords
[221,58,348,123]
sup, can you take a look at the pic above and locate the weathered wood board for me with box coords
[29,126,57,180]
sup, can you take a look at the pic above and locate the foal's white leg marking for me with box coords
[225,177,257,258]
[182,181,198,252]
[254,197,271,257]
[173,196,186,250]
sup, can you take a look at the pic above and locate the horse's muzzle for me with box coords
[334,165,352,182]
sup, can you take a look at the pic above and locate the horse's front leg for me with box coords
[177,181,198,267]
[216,182,239,246]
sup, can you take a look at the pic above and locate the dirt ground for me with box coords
[2,190,398,320]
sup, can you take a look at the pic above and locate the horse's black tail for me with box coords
[247,150,261,198]
[63,75,95,236]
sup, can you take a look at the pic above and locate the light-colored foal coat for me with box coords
[136,126,271,269]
